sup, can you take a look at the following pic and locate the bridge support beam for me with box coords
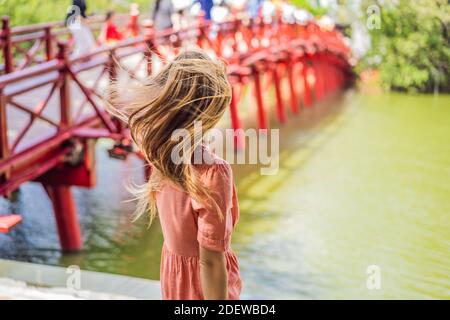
[0,86,10,188]
[229,85,244,150]
[315,55,325,101]
[252,69,267,131]
[302,59,313,107]
[1,17,14,73]
[287,62,299,114]
[272,67,286,124]
[44,185,82,252]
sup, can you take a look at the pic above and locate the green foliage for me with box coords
[363,0,450,93]
[0,0,153,26]
[1,0,328,27]
[292,0,327,17]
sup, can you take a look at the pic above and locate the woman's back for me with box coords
[156,147,241,299]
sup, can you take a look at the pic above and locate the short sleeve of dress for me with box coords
[191,162,234,252]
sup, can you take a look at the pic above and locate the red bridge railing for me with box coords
[0,14,134,74]
[0,15,353,250]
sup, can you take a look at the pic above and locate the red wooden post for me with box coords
[249,17,258,49]
[328,55,336,92]
[0,85,8,161]
[326,54,333,94]
[287,60,299,114]
[302,59,312,107]
[143,20,154,76]
[232,18,240,52]
[259,16,266,42]
[44,26,53,61]
[272,66,286,123]
[321,56,328,95]
[316,54,325,100]
[0,85,11,197]
[313,58,322,101]
[216,26,224,55]
[334,62,340,91]
[45,185,82,252]
[52,41,82,251]
[2,16,14,73]
[0,85,10,187]
[329,60,335,91]
[229,84,244,150]
[252,68,267,130]
[334,66,339,91]
[107,49,124,135]
[57,42,71,128]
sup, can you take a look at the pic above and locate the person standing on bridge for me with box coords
[152,0,174,32]
[98,11,123,44]
[125,3,140,38]
[109,49,241,300]
[65,0,97,57]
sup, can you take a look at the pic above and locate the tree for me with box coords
[362,0,450,93]
[0,0,152,26]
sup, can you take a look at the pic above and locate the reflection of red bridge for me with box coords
[0,15,353,251]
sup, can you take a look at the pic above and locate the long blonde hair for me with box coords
[108,49,231,223]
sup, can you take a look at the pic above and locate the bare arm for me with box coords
[199,246,228,300]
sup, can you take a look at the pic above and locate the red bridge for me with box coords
[0,14,353,251]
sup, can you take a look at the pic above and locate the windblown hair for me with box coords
[108,49,231,224]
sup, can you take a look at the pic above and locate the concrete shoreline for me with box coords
[0,258,161,300]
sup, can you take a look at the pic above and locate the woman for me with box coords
[65,0,96,57]
[152,0,174,32]
[109,49,242,299]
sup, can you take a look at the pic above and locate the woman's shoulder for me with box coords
[194,146,232,182]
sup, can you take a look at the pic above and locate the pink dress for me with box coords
[156,149,242,300]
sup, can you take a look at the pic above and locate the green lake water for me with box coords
[1,90,449,299]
